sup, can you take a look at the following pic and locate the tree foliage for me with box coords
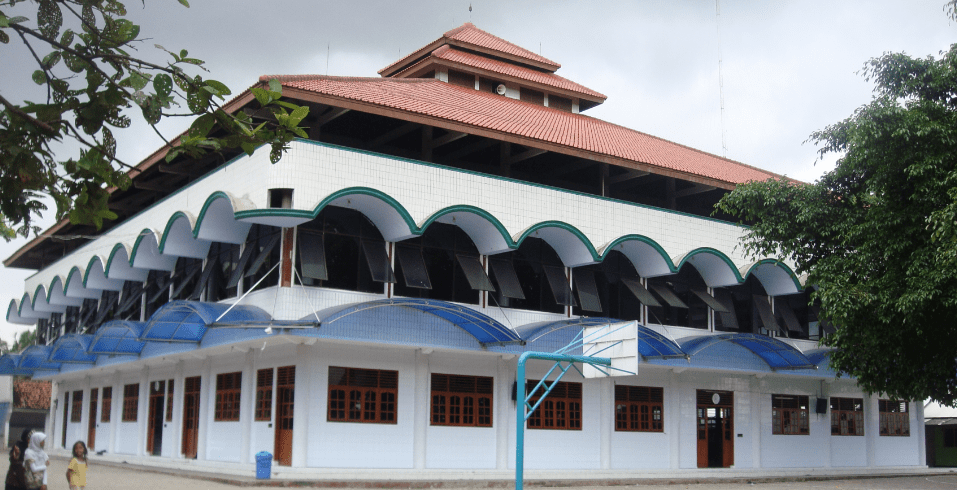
[717,42,957,405]
[0,0,308,239]
[10,329,35,353]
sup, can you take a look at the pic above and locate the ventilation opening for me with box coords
[268,188,294,209]
[448,69,475,89]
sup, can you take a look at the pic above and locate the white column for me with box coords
[108,373,120,454]
[240,349,254,464]
[137,369,149,456]
[599,377,612,469]
[172,360,185,458]
[46,381,58,447]
[917,402,927,466]
[865,394,878,467]
[750,377,762,469]
[291,343,312,467]
[495,356,512,469]
[668,370,681,469]
[197,359,211,461]
[412,349,429,469]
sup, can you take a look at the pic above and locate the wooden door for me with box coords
[181,376,201,459]
[696,390,734,468]
[146,381,165,455]
[273,366,295,466]
[61,391,69,449]
[87,388,98,450]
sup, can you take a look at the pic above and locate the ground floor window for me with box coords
[831,397,864,436]
[526,380,582,430]
[215,372,242,421]
[256,368,274,421]
[771,394,809,435]
[879,399,910,436]
[70,390,83,422]
[430,373,493,427]
[122,384,138,422]
[614,385,663,432]
[101,387,112,422]
[327,366,398,424]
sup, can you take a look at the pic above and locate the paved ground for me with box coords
[13,457,957,489]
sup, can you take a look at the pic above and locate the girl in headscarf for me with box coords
[21,432,46,490]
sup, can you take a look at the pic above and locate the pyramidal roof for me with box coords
[379,23,560,77]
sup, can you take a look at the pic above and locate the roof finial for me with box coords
[469,3,472,21]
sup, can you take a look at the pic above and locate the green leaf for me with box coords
[288,105,309,126]
[101,127,116,158]
[41,51,61,70]
[141,98,161,125]
[178,0,190,6]
[250,87,271,107]
[205,79,231,97]
[59,29,74,46]
[7,16,27,24]
[186,87,210,113]
[32,70,46,85]
[268,79,282,94]
[153,74,172,98]
[63,52,87,73]
[80,5,94,34]
[189,113,216,138]
[0,31,8,44]
[37,0,62,39]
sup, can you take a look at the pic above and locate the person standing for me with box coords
[22,432,47,490]
[5,429,33,490]
[66,441,87,490]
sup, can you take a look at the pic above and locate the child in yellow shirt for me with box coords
[66,441,87,490]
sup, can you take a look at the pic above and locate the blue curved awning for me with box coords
[89,320,148,355]
[518,318,687,359]
[0,355,25,375]
[142,301,272,342]
[316,298,521,345]
[49,334,97,363]
[18,345,61,371]
[803,348,833,368]
[681,333,815,370]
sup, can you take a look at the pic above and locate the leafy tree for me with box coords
[0,0,309,239]
[717,42,957,405]
[10,329,35,353]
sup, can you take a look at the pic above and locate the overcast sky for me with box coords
[0,0,954,346]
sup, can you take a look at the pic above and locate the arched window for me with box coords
[392,223,484,305]
[489,237,568,314]
[571,250,643,322]
[773,290,820,340]
[295,206,389,294]
[714,275,779,335]
[646,266,709,329]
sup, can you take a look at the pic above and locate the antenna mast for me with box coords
[715,0,728,158]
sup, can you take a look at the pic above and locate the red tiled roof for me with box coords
[443,23,559,70]
[13,380,50,410]
[272,75,779,185]
[420,45,605,100]
[379,23,560,76]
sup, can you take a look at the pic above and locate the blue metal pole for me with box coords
[515,351,611,490]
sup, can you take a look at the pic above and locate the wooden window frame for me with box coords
[878,399,910,437]
[256,368,274,422]
[614,385,663,432]
[430,374,493,427]
[830,397,864,436]
[122,383,138,422]
[327,366,398,424]
[526,380,582,431]
[70,390,83,423]
[165,379,174,422]
[101,387,112,422]
[771,394,809,435]
[214,372,242,422]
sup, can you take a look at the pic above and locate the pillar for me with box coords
[412,349,429,469]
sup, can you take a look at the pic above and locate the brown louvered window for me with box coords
[771,394,809,435]
[830,397,864,436]
[526,380,582,431]
[447,69,475,89]
[122,383,138,422]
[549,95,572,112]
[101,387,112,423]
[71,390,83,422]
[879,399,909,436]
[327,367,398,424]
[255,368,273,421]
[430,374,493,427]
[165,380,174,422]
[614,385,663,432]
[215,372,242,421]
[277,366,295,386]
[520,88,545,106]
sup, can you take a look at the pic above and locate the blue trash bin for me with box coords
[255,451,272,479]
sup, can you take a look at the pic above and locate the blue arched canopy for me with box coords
[681,333,815,370]
[0,355,24,375]
[316,298,521,346]
[142,301,272,342]
[89,320,148,355]
[18,345,61,371]
[50,334,97,363]
[517,318,686,359]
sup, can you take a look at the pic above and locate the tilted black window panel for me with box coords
[646,267,709,329]
[488,258,524,300]
[395,245,432,289]
[189,256,218,301]
[648,284,688,309]
[94,290,119,325]
[171,258,202,300]
[691,288,729,313]
[298,230,328,282]
[774,297,804,334]
[245,234,280,280]
[753,295,782,334]
[117,280,144,320]
[455,254,494,292]
[713,289,740,330]
[64,306,80,334]
[572,268,601,312]
[227,242,256,289]
[360,239,396,284]
[543,265,576,307]
[79,297,99,333]
[620,278,661,308]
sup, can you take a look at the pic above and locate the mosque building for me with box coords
[2,23,923,475]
